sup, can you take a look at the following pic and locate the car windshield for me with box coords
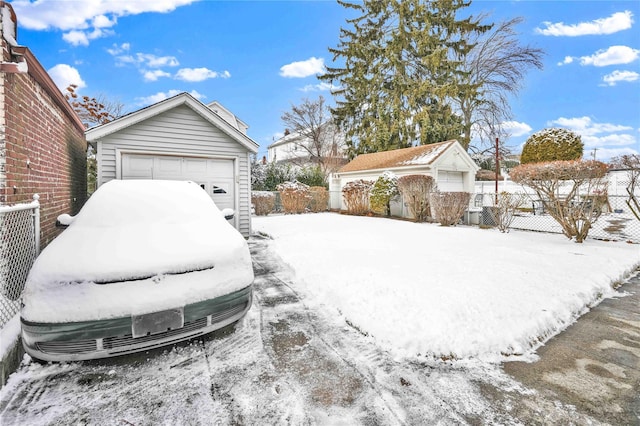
[73,180,220,228]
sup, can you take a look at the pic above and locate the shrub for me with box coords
[430,192,471,226]
[520,128,583,164]
[342,179,373,215]
[277,181,311,214]
[511,160,608,243]
[475,169,503,181]
[369,171,399,216]
[397,175,437,222]
[297,165,327,188]
[610,154,640,221]
[489,192,527,233]
[308,186,329,212]
[251,191,276,216]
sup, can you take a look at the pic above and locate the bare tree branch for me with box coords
[280,96,346,177]
[455,16,545,151]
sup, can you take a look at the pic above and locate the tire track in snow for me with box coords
[250,237,421,424]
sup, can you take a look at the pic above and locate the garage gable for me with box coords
[86,92,258,154]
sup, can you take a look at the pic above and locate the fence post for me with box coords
[32,194,40,255]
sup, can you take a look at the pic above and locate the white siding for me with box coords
[96,105,253,237]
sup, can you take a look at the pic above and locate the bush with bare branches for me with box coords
[490,191,527,232]
[610,154,640,221]
[251,191,276,216]
[308,186,329,212]
[430,192,471,226]
[397,175,437,222]
[342,179,373,215]
[510,160,608,243]
[277,181,311,214]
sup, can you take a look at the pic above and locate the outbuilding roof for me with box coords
[85,92,259,153]
[339,140,457,173]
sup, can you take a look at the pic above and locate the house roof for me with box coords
[206,100,248,134]
[339,140,458,173]
[85,92,259,153]
[268,130,302,149]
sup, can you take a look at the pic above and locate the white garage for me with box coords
[330,140,479,216]
[86,92,259,237]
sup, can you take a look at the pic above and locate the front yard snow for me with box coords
[253,213,640,361]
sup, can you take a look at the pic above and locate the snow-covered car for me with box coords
[21,180,254,362]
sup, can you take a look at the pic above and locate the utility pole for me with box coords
[591,148,598,160]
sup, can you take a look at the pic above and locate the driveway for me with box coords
[504,271,640,425]
[0,236,632,425]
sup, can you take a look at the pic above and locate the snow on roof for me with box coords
[339,140,456,173]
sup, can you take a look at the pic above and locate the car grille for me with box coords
[34,302,248,356]
[103,317,208,349]
[36,339,97,354]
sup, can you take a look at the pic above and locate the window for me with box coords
[212,185,227,194]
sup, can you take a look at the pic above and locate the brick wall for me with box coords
[0,36,87,247]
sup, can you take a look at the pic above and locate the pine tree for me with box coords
[320,0,488,156]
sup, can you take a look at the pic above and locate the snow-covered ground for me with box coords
[253,213,640,362]
[1,237,603,425]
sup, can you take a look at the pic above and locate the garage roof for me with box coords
[85,92,259,153]
[340,140,458,173]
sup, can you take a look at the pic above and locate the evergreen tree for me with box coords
[520,128,583,164]
[320,0,488,156]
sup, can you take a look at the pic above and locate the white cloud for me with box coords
[591,146,639,160]
[142,70,172,82]
[136,53,179,68]
[62,31,90,47]
[500,121,533,137]
[106,43,130,56]
[92,14,116,28]
[108,48,180,79]
[579,45,639,67]
[550,116,633,136]
[581,133,637,148]
[280,57,325,78]
[547,116,637,159]
[602,70,640,86]
[47,64,86,92]
[299,82,336,92]
[135,90,204,105]
[174,68,231,82]
[557,56,574,66]
[536,10,634,36]
[11,0,198,45]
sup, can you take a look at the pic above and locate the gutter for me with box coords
[0,45,27,74]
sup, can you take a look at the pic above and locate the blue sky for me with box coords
[8,0,640,161]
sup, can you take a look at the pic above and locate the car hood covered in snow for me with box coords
[22,180,254,323]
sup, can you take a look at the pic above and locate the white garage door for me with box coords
[437,171,464,192]
[121,154,235,211]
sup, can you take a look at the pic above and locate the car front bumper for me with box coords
[21,285,252,362]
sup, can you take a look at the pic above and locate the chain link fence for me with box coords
[471,192,640,243]
[0,196,40,328]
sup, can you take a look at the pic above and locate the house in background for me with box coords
[0,1,87,246]
[85,92,259,237]
[267,122,349,174]
[330,140,479,215]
